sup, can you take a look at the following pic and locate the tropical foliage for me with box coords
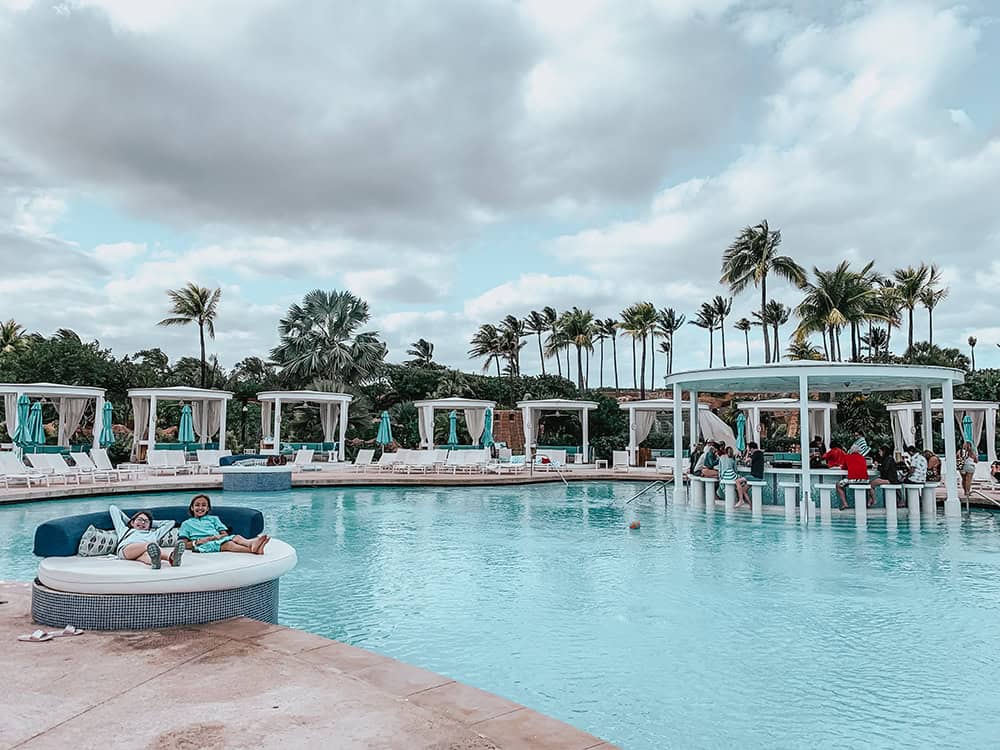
[157,283,222,388]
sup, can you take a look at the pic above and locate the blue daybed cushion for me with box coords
[34,506,265,558]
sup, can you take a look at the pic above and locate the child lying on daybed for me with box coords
[179,494,270,554]
[109,504,183,569]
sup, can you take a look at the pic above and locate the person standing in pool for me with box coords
[179,494,270,554]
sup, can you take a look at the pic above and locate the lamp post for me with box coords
[240,403,249,450]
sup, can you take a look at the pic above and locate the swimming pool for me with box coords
[4,483,1000,749]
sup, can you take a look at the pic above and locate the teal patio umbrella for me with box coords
[26,401,45,447]
[446,410,459,446]
[481,408,494,448]
[962,414,974,443]
[375,411,393,446]
[11,394,30,448]
[99,401,115,447]
[178,404,196,445]
[735,412,746,452]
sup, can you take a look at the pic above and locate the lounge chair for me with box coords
[374,451,403,472]
[91,448,143,480]
[491,454,527,474]
[350,449,376,472]
[147,450,190,475]
[971,461,995,489]
[0,451,50,488]
[291,449,317,471]
[27,454,82,484]
[69,452,118,482]
[612,451,630,473]
[654,457,674,477]
[395,450,436,474]
[536,449,567,472]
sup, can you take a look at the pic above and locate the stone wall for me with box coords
[492,409,525,452]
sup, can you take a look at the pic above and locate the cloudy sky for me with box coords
[2,0,999,382]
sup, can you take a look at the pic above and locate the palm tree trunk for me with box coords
[971,346,976,372]
[566,348,571,378]
[928,309,934,346]
[585,346,590,389]
[744,331,750,365]
[612,336,619,390]
[885,324,892,356]
[719,320,727,367]
[599,339,605,389]
[631,339,637,389]
[555,344,562,377]
[761,277,770,363]
[822,333,829,361]
[199,323,207,388]
[708,328,714,368]
[537,333,545,376]
[773,324,780,362]
[650,334,656,389]
[639,337,647,399]
[576,345,584,391]
[667,333,674,374]
[907,307,914,351]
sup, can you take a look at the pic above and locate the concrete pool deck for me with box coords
[0,581,615,750]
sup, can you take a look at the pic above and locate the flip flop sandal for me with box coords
[19,629,53,643]
[49,625,85,638]
[147,543,161,569]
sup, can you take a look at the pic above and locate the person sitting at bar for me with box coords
[689,441,706,474]
[809,435,826,455]
[836,446,870,510]
[693,442,719,478]
[904,445,927,485]
[869,445,902,507]
[850,431,871,458]
[823,440,847,469]
[923,450,942,482]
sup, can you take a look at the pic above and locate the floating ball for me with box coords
[629,520,641,530]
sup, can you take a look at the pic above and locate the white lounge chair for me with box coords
[971,461,995,489]
[147,450,190,475]
[395,450,436,474]
[351,449,376,472]
[69,452,117,482]
[291,449,317,471]
[374,451,403,472]
[0,451,50,488]
[27,454,82,484]
[91,447,144,480]
[491,454,527,474]
[612,451,631,473]
[536,449,567,471]
[654,457,674,477]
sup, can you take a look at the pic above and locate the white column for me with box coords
[628,407,637,466]
[823,408,832,448]
[941,378,960,517]
[147,395,158,455]
[689,390,699,449]
[753,406,761,445]
[672,384,684,498]
[92,395,105,449]
[581,408,589,464]
[920,385,932,450]
[218,398,227,451]
[272,398,282,455]
[338,399,349,461]
[798,375,812,524]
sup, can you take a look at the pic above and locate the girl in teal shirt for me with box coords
[179,494,270,554]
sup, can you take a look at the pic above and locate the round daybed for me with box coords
[31,505,297,630]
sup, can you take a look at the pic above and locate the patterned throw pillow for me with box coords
[77,525,118,556]
[161,528,180,548]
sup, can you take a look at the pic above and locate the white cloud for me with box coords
[93,241,145,264]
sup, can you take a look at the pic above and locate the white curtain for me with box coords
[698,411,736,445]
[892,409,915,456]
[418,406,428,447]
[632,411,658,446]
[261,401,273,439]
[131,397,149,458]
[522,408,538,448]
[191,401,222,442]
[3,393,17,439]
[808,410,824,442]
[987,410,998,463]
[418,406,436,448]
[464,409,486,445]
[318,402,340,442]
[55,398,89,446]
[953,409,986,452]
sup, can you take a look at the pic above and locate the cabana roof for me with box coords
[517,398,598,411]
[0,382,105,399]
[620,398,710,411]
[413,397,495,409]
[737,398,837,411]
[127,386,233,400]
[257,390,353,404]
[885,399,997,412]
[666,363,964,393]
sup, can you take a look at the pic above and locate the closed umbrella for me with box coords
[12,394,30,448]
[447,410,459,446]
[100,401,115,447]
[26,401,45,447]
[735,412,746,452]
[178,404,196,446]
[481,408,494,448]
[962,414,974,443]
[375,411,393,446]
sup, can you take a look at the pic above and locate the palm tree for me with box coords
[558,307,595,390]
[272,289,385,386]
[158,282,222,388]
[892,264,930,351]
[861,328,890,361]
[876,281,903,356]
[524,310,550,376]
[787,333,823,361]
[620,306,638,388]
[406,338,435,366]
[499,315,527,376]
[596,318,620,390]
[689,303,720,367]
[620,302,657,397]
[543,306,561,377]
[0,319,28,355]
[764,300,790,362]
[795,262,883,362]
[734,318,751,365]
[657,340,670,383]
[969,336,977,372]
[720,220,806,363]
[655,308,685,375]
[469,324,504,378]
[710,296,732,366]
[919,267,947,345]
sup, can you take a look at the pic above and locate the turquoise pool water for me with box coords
[3,484,1000,749]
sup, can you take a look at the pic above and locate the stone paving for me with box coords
[0,582,614,750]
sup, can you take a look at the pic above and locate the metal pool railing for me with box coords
[626,480,667,504]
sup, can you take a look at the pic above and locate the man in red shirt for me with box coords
[823,441,847,468]
[836,448,870,510]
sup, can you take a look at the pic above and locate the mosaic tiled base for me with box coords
[31,578,279,630]
[222,470,292,492]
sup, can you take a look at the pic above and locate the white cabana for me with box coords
[412,397,496,448]
[886,399,998,462]
[517,398,598,462]
[0,382,106,448]
[128,386,233,459]
[666,363,966,519]
[619,398,735,466]
[257,390,353,461]
[737,398,837,448]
